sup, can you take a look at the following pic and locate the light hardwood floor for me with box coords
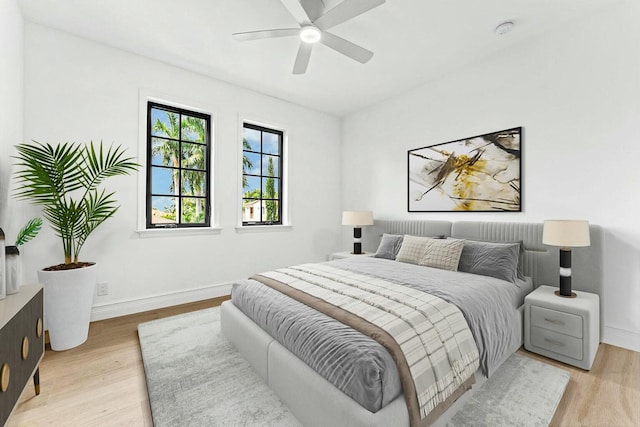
[8,296,640,427]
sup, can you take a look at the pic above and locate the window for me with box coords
[147,102,211,228]
[242,123,283,226]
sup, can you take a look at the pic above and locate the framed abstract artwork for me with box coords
[408,127,522,212]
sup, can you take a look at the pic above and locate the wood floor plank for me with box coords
[521,342,640,426]
[8,295,639,426]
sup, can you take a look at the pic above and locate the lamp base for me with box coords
[554,290,577,298]
[352,228,362,254]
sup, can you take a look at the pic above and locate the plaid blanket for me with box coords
[254,263,480,426]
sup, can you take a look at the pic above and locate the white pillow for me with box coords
[396,235,434,265]
[419,238,465,271]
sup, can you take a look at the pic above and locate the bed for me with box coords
[221,220,604,426]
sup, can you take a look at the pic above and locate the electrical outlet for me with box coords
[97,282,109,296]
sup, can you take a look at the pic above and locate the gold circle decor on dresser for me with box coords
[36,317,43,337]
[22,336,30,360]
[0,363,9,392]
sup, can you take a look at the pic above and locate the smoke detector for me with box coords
[495,21,514,35]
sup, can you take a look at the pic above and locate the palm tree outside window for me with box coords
[147,102,211,228]
[242,123,283,225]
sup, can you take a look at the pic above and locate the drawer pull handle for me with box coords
[22,336,30,360]
[544,338,566,347]
[0,363,9,393]
[544,317,564,325]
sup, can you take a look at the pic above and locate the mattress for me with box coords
[231,256,531,414]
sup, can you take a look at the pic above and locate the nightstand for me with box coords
[524,285,599,370]
[329,251,375,260]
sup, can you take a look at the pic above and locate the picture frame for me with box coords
[408,127,522,212]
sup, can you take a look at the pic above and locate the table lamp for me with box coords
[342,211,373,255]
[542,219,590,297]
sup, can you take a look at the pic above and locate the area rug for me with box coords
[139,307,569,427]
[138,307,301,427]
[448,353,570,427]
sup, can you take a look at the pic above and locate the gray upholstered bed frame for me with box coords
[362,220,604,296]
[221,220,604,426]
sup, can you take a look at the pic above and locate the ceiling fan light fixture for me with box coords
[300,25,321,44]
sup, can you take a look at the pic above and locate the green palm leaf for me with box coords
[82,141,138,191]
[13,141,84,204]
[12,140,140,265]
[73,189,119,261]
[15,217,43,247]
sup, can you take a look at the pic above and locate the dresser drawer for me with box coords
[530,326,583,360]
[1,288,44,426]
[531,305,582,338]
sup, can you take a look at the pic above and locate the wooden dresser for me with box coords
[0,285,44,426]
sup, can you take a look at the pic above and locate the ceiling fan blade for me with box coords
[314,0,385,30]
[299,0,324,22]
[233,28,300,41]
[292,42,313,74]
[280,0,312,24]
[320,31,373,64]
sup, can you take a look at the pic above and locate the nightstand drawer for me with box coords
[531,305,582,338]
[531,326,583,360]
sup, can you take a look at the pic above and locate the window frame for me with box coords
[241,122,284,226]
[146,101,212,229]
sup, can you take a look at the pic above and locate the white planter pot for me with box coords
[38,263,97,351]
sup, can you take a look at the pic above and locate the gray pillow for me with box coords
[516,241,526,279]
[374,234,404,260]
[458,240,520,283]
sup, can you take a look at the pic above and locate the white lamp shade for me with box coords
[542,220,590,247]
[342,211,374,226]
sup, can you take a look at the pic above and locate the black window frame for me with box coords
[242,123,283,226]
[146,101,212,229]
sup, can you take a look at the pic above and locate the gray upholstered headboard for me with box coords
[362,220,604,297]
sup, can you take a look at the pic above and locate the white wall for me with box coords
[16,23,342,318]
[342,2,640,351]
[0,0,23,230]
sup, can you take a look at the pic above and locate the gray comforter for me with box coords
[231,256,531,414]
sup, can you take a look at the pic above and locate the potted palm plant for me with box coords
[13,141,138,350]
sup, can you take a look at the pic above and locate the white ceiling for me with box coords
[18,0,619,117]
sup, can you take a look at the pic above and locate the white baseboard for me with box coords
[603,325,640,352]
[90,282,232,322]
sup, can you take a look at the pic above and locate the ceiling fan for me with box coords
[233,0,385,74]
